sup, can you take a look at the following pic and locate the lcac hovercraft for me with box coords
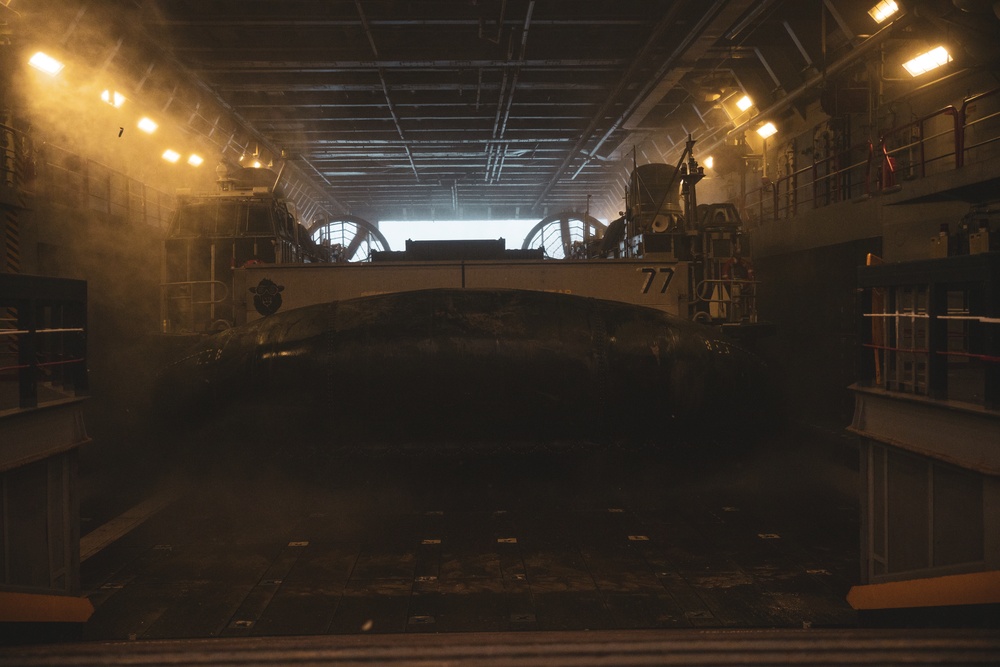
[212,136,769,341]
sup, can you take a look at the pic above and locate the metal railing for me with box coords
[160,279,232,334]
[856,253,1000,410]
[746,87,1000,227]
[879,105,961,182]
[0,274,88,412]
[694,277,759,324]
[961,87,1000,167]
[0,123,23,191]
[0,128,176,229]
[39,144,176,229]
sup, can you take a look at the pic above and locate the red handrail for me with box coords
[878,105,960,181]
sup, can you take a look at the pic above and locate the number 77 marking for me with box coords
[640,267,675,294]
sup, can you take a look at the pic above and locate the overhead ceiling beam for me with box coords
[537,0,760,206]
[217,82,605,93]
[192,58,627,71]
[708,11,911,152]
[529,0,700,209]
[822,0,860,46]
[354,0,419,182]
[293,137,573,146]
[621,0,760,133]
[752,47,783,89]
[783,21,814,68]
[723,0,781,41]
[488,1,535,184]
[115,10,352,218]
[152,19,648,28]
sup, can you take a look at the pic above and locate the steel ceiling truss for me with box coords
[16,0,968,223]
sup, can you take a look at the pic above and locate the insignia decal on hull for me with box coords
[250,278,284,316]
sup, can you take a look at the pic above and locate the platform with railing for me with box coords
[0,273,93,623]
[742,87,1000,227]
[847,252,999,610]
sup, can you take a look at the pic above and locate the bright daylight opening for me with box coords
[379,219,551,252]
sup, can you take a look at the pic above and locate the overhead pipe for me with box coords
[296,156,350,215]
[480,0,508,44]
[570,0,734,181]
[499,0,534,140]
[676,11,915,168]
[535,0,752,198]
[270,159,287,192]
[532,0,730,206]
[722,12,912,141]
[197,58,630,72]
[355,0,420,182]
[488,1,534,184]
[493,144,509,183]
[490,67,511,144]
[603,6,909,204]
[476,68,483,110]
[723,0,782,40]
[484,142,497,183]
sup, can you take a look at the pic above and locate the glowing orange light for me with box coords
[902,46,953,77]
[868,1,898,23]
[756,122,777,139]
[101,89,126,108]
[29,52,64,76]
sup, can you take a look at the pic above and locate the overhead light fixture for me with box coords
[868,0,898,23]
[703,156,714,169]
[162,149,180,163]
[736,95,753,112]
[187,154,204,167]
[902,46,953,76]
[756,122,777,139]
[251,160,262,168]
[100,89,126,108]
[28,51,64,76]
[138,117,158,134]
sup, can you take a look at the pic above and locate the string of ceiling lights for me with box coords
[701,1,951,173]
[26,50,206,169]
[26,0,952,195]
